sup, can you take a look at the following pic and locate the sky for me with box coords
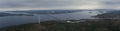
[0,0,120,11]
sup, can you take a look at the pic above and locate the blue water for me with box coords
[0,10,106,28]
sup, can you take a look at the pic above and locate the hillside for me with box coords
[1,19,120,31]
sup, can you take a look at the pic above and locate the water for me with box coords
[0,10,106,28]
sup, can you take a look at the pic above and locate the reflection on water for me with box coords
[0,10,106,28]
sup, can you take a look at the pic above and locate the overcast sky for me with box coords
[0,0,120,11]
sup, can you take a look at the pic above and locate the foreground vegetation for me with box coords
[0,19,120,31]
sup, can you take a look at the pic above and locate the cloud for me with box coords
[0,0,120,10]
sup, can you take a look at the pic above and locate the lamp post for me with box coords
[36,11,58,24]
[38,14,41,24]
[34,14,41,24]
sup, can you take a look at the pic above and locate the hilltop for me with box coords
[1,19,120,31]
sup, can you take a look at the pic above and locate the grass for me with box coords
[0,19,120,31]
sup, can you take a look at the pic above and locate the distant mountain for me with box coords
[0,10,83,17]
[0,12,33,17]
[2,9,120,17]
[10,9,120,15]
[11,10,82,14]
